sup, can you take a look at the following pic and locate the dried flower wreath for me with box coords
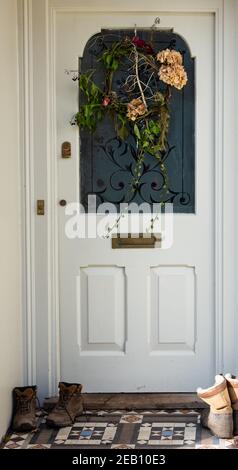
[74,34,188,200]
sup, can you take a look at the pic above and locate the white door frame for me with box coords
[18,0,238,398]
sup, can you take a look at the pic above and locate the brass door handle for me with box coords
[59,199,67,207]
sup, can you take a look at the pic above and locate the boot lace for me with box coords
[56,392,75,424]
[16,397,31,415]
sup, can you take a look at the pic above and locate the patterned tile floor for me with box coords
[2,410,238,449]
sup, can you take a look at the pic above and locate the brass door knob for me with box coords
[59,199,67,207]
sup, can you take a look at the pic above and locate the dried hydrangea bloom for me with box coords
[156,48,183,66]
[127,98,147,121]
[159,64,188,90]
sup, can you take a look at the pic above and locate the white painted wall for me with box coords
[234,0,238,377]
[0,0,22,440]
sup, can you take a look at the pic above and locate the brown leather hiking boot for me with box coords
[46,382,83,428]
[12,386,37,432]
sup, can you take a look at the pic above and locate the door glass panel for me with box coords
[79,29,195,213]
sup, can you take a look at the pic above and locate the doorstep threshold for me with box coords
[44,392,206,411]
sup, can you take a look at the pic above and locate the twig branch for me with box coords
[133,46,148,111]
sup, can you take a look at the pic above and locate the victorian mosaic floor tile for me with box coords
[3,433,27,449]
[1,410,237,449]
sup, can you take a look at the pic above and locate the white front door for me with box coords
[55,6,215,392]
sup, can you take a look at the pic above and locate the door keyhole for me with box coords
[59,199,67,207]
